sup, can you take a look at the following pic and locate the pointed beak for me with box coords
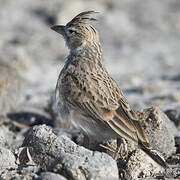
[51,25,65,35]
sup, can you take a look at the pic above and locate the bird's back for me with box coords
[57,53,148,144]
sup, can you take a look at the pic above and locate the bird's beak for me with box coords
[51,25,65,35]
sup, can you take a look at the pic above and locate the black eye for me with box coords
[69,29,75,34]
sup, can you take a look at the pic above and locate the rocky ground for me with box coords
[0,0,180,179]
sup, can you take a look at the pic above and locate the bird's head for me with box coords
[51,11,99,51]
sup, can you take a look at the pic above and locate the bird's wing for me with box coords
[62,65,149,145]
[107,97,149,145]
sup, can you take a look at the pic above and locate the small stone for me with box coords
[125,149,164,179]
[36,172,67,180]
[137,107,176,155]
[0,147,16,170]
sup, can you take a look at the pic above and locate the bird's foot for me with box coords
[114,138,128,161]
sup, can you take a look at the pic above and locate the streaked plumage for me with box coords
[51,11,168,168]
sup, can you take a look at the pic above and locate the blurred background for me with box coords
[1,0,180,126]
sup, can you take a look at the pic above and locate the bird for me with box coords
[51,11,168,168]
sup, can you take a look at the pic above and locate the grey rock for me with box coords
[0,147,16,170]
[137,107,176,155]
[125,149,164,179]
[36,172,67,180]
[22,125,119,180]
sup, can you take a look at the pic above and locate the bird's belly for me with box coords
[70,110,118,142]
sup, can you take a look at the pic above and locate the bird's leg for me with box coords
[114,138,128,161]
[99,143,116,153]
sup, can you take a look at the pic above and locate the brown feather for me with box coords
[66,11,98,27]
[53,11,168,168]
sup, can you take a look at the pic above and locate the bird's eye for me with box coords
[68,29,75,34]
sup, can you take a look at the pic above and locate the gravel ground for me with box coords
[0,0,180,179]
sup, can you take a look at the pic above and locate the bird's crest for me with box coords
[66,11,98,27]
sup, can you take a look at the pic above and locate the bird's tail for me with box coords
[139,140,168,169]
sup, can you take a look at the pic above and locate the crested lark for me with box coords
[51,11,168,168]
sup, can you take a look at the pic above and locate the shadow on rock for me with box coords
[7,111,53,127]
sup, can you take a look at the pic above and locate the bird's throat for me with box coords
[70,41,102,63]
